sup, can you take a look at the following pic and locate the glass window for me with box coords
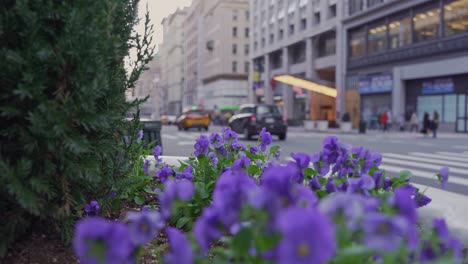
[413,7,441,43]
[349,27,366,58]
[389,16,411,49]
[459,94,466,116]
[444,0,468,36]
[245,62,250,73]
[245,28,250,38]
[257,105,280,115]
[444,95,457,122]
[232,44,237,54]
[417,96,443,121]
[245,44,249,55]
[318,31,336,57]
[232,61,237,73]
[233,10,238,20]
[233,27,238,37]
[368,23,387,54]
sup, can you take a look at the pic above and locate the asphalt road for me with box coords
[160,125,468,196]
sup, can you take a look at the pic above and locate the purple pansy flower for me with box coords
[209,133,223,149]
[155,164,174,182]
[325,177,338,193]
[176,166,194,181]
[221,127,238,141]
[439,167,449,189]
[231,140,245,151]
[233,156,251,170]
[73,218,133,264]
[153,145,162,161]
[362,213,408,252]
[259,128,272,152]
[311,152,330,176]
[137,130,144,140]
[291,153,311,169]
[373,171,383,189]
[383,177,393,190]
[389,186,419,249]
[160,179,194,219]
[276,206,336,264]
[415,193,432,208]
[347,174,375,196]
[143,159,150,175]
[194,206,223,254]
[309,177,322,190]
[208,152,218,167]
[194,135,210,156]
[126,210,164,245]
[250,145,258,155]
[293,185,318,208]
[84,200,100,217]
[165,227,194,264]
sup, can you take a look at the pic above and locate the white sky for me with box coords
[137,0,192,52]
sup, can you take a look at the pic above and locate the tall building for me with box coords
[341,0,468,132]
[134,55,164,117]
[250,0,344,124]
[160,8,187,116]
[183,0,250,111]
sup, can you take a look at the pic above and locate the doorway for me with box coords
[456,94,467,133]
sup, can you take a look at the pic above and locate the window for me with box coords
[233,10,238,20]
[349,27,366,58]
[232,61,237,73]
[417,96,443,122]
[246,10,250,20]
[233,27,238,37]
[289,24,295,35]
[301,18,307,30]
[329,4,337,18]
[413,6,441,43]
[261,38,265,47]
[368,0,384,8]
[314,12,321,24]
[318,31,336,57]
[245,62,250,73]
[279,29,284,39]
[270,33,274,43]
[254,41,258,50]
[444,0,468,36]
[367,22,387,54]
[245,28,250,37]
[232,44,237,54]
[389,16,411,49]
[349,0,364,15]
[444,95,457,122]
[245,44,249,55]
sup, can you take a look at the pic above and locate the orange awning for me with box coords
[273,75,337,98]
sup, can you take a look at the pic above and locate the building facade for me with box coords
[250,0,345,124]
[160,8,187,116]
[183,0,250,111]
[341,0,468,132]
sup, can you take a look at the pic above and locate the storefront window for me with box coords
[389,16,411,49]
[444,95,457,122]
[413,7,441,43]
[417,96,442,121]
[444,0,468,36]
[349,27,366,58]
[368,23,387,54]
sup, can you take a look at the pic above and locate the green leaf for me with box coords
[143,186,152,193]
[176,217,191,229]
[303,168,316,179]
[247,165,261,176]
[254,233,281,252]
[134,194,145,205]
[269,145,280,155]
[232,228,253,258]
[399,170,412,181]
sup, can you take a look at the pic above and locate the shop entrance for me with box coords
[456,94,468,133]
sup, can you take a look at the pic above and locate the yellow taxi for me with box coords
[177,109,211,131]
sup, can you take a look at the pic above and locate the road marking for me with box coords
[380,164,468,186]
[162,134,177,140]
[409,152,468,163]
[416,142,434,146]
[382,157,468,175]
[383,153,468,169]
[177,133,198,140]
[389,140,403,144]
[453,146,468,150]
[436,152,468,158]
[177,141,194,146]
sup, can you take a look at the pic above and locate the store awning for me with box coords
[273,75,337,98]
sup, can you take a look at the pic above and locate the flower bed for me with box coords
[73,127,461,264]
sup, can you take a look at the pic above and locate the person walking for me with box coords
[410,112,419,132]
[422,112,431,137]
[380,111,388,132]
[432,111,439,138]
[386,110,393,131]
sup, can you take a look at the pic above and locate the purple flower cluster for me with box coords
[176,165,194,181]
[259,128,272,152]
[194,135,210,157]
[155,164,174,182]
[142,159,150,175]
[84,200,99,217]
[126,210,164,245]
[160,178,194,219]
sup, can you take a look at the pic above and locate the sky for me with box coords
[137,0,192,52]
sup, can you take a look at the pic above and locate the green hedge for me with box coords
[0,0,154,255]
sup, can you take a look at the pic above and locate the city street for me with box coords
[161,125,468,196]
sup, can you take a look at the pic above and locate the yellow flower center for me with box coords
[140,223,149,232]
[297,243,310,257]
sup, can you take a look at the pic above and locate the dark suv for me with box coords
[228,104,287,140]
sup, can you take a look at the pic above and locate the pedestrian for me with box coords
[387,110,393,131]
[422,112,431,137]
[380,111,388,132]
[398,114,405,131]
[410,112,419,132]
[432,111,439,138]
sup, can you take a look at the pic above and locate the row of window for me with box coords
[232,61,250,74]
[232,27,249,38]
[349,0,468,58]
[232,44,250,56]
[233,10,249,21]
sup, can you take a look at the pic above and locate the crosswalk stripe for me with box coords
[177,133,198,140]
[436,152,468,158]
[380,164,468,186]
[409,152,468,163]
[162,134,177,140]
[177,141,194,146]
[383,153,468,169]
[453,146,468,150]
[382,157,468,175]
[416,142,434,146]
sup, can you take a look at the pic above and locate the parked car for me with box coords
[228,104,287,140]
[177,110,210,131]
[167,115,177,125]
